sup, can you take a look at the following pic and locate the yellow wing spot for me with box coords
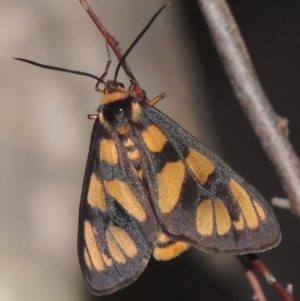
[196,199,213,236]
[128,149,140,161]
[105,179,146,222]
[124,138,135,148]
[230,179,259,229]
[110,226,138,258]
[233,214,245,230]
[106,230,126,264]
[142,125,168,152]
[84,221,105,271]
[253,201,266,221]
[100,139,118,165]
[87,173,106,212]
[215,199,231,235]
[157,160,185,213]
[153,241,189,261]
[131,102,141,123]
[186,148,215,184]
[84,247,92,270]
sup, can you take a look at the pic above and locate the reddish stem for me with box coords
[238,256,267,301]
[246,254,295,301]
[78,0,144,98]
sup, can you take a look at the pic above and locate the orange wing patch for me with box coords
[232,214,245,230]
[186,148,215,185]
[109,226,138,258]
[142,125,168,152]
[106,231,126,264]
[127,149,140,161]
[124,138,134,148]
[153,241,189,261]
[117,124,130,135]
[84,221,105,271]
[131,102,142,122]
[156,232,170,243]
[84,247,93,269]
[229,179,259,229]
[215,199,231,235]
[153,232,189,261]
[100,139,118,165]
[253,201,266,221]
[87,173,107,212]
[196,199,214,236]
[157,161,185,213]
[105,179,147,222]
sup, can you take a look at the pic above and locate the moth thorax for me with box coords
[102,97,133,131]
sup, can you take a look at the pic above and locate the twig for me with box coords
[245,254,295,301]
[271,197,292,210]
[196,0,300,217]
[78,0,144,98]
[238,256,267,301]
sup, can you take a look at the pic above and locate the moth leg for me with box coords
[149,93,166,106]
[95,47,112,93]
[87,114,98,120]
[128,81,136,94]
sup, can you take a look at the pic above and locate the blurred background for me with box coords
[1,0,300,300]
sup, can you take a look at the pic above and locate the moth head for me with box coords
[100,80,136,106]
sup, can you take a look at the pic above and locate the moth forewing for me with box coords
[78,113,159,294]
[132,103,281,254]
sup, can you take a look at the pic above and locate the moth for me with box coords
[15,3,281,297]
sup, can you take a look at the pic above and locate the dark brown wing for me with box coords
[78,118,158,295]
[132,103,281,255]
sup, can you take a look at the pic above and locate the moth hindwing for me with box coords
[78,79,281,295]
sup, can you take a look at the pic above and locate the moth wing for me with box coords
[78,119,158,295]
[135,103,281,255]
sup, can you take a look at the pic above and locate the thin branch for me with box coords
[286,284,294,296]
[245,254,295,301]
[78,0,144,98]
[196,0,300,217]
[271,197,292,210]
[238,256,267,301]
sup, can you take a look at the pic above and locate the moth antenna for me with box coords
[95,42,112,90]
[15,3,169,86]
[114,2,170,81]
[14,57,99,81]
